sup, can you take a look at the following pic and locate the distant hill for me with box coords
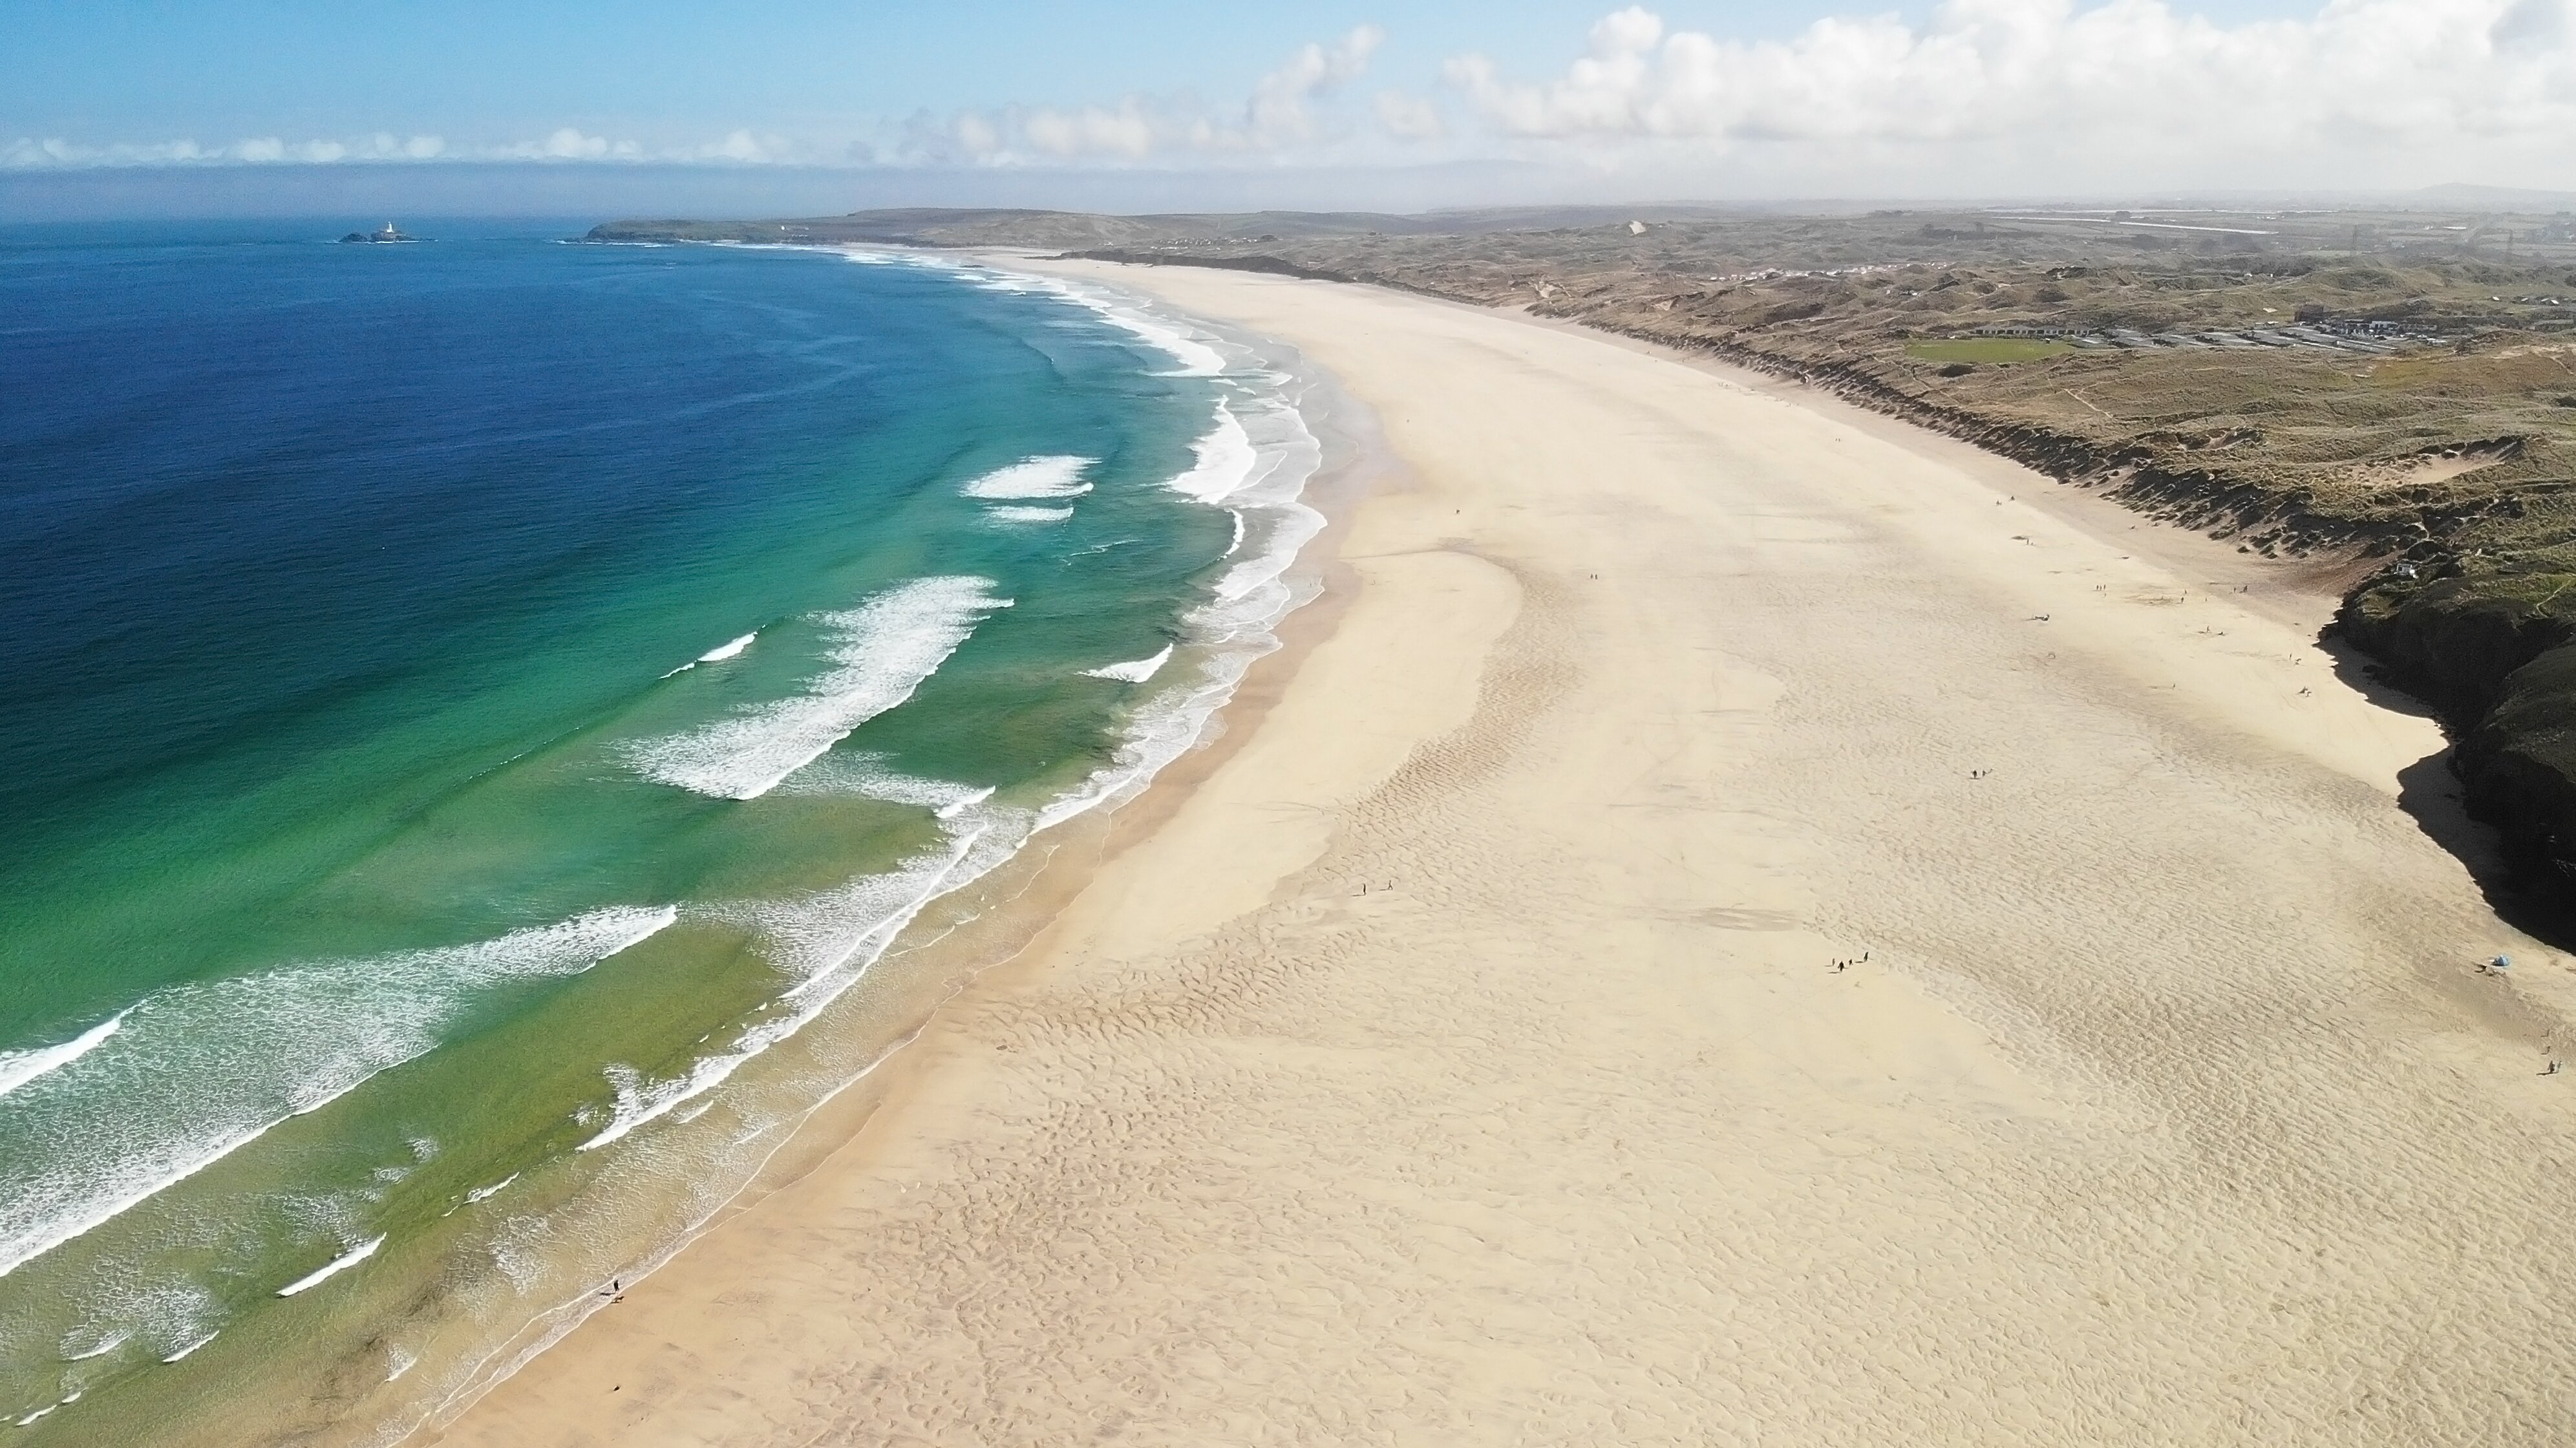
[2412,183,2576,211]
[582,204,1783,250]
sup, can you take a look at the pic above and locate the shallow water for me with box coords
[0,221,1321,1440]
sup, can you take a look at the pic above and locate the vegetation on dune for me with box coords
[1903,339,2078,364]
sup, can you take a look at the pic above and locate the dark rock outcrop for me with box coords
[2342,573,2576,889]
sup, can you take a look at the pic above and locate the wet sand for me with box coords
[426,263,2576,1447]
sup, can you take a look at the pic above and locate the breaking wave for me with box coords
[771,752,995,818]
[579,824,1019,1152]
[0,907,676,1281]
[275,1235,383,1297]
[986,504,1074,525]
[571,274,1329,1171]
[961,456,1094,499]
[0,1012,128,1102]
[659,631,758,679]
[1085,644,1173,684]
[621,576,1010,801]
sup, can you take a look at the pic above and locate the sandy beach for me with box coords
[426,263,2576,1445]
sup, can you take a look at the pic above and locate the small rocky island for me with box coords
[339,222,418,244]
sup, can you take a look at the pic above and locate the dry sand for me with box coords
[426,264,2576,1446]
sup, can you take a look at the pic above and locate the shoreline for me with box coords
[380,262,1393,1445]
[432,263,2576,1447]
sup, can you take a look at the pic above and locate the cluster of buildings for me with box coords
[1703,264,1912,285]
[1970,321,2423,354]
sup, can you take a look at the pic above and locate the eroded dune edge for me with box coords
[429,262,2576,1448]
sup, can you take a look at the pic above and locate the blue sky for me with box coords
[5,0,2321,140]
[7,0,2575,208]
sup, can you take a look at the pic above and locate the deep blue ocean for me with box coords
[0,219,1321,1443]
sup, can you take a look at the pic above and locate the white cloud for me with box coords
[951,111,1001,158]
[1248,25,1385,144]
[0,127,695,169]
[487,127,644,160]
[544,127,608,158]
[1443,0,2576,188]
[1023,100,1158,159]
[932,24,1390,164]
[660,128,789,163]
[25,3,2570,191]
[1375,89,1447,141]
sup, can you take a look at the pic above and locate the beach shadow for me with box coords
[2390,751,2576,949]
[2327,635,2576,950]
[2321,632,2443,723]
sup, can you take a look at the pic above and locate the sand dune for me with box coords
[429,264,2576,1447]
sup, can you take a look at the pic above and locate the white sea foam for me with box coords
[857,769,996,818]
[573,416,1321,1169]
[0,907,676,1281]
[549,251,1328,1257]
[463,1173,518,1206]
[986,504,1074,525]
[961,456,1093,500]
[1112,310,1229,377]
[697,632,756,663]
[621,576,1009,801]
[275,1235,383,1296]
[1030,648,1264,839]
[660,631,759,678]
[1167,402,1259,504]
[999,275,1227,376]
[0,1012,128,1102]
[766,752,995,818]
[1182,396,1327,631]
[838,250,1229,376]
[1085,644,1174,684]
[579,824,1019,1151]
[160,1332,217,1364]
[62,1331,127,1363]
[1019,382,1326,837]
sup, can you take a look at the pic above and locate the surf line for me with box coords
[1085,644,1174,683]
[623,575,1012,802]
[0,907,677,1283]
[661,630,760,678]
[277,1235,385,1297]
[0,1010,131,1100]
[576,825,994,1153]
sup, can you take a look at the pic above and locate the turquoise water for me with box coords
[0,223,1321,1440]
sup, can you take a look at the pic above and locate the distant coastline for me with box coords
[590,206,2576,930]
